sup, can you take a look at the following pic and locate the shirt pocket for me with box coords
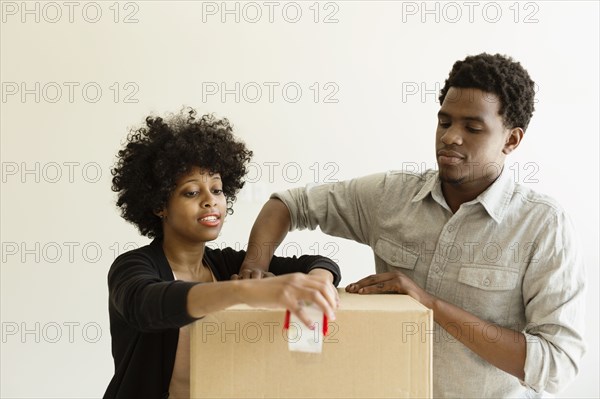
[456,265,520,324]
[374,236,419,271]
[458,267,519,291]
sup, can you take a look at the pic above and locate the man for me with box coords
[238,53,586,397]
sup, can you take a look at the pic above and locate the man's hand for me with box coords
[230,268,275,280]
[346,271,434,308]
[346,270,527,379]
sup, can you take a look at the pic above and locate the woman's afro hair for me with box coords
[439,53,536,130]
[111,107,252,238]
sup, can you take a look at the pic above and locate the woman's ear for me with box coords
[153,208,165,219]
[503,127,524,155]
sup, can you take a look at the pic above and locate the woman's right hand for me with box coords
[239,273,338,329]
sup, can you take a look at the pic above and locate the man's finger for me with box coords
[238,269,253,280]
[251,269,263,279]
[357,280,397,295]
[346,273,392,292]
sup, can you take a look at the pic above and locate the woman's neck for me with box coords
[161,235,207,279]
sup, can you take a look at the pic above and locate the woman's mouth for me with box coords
[198,214,221,227]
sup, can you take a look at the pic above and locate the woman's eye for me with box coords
[184,191,199,197]
[212,189,224,195]
[466,126,482,133]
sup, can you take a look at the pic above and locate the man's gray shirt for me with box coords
[273,169,586,397]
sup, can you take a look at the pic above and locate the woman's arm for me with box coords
[187,273,338,328]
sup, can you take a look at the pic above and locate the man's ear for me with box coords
[503,127,524,155]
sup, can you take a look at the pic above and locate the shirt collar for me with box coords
[412,172,437,203]
[411,168,515,223]
[475,167,515,223]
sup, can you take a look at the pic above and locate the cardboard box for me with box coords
[191,290,432,398]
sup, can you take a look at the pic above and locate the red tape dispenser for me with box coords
[283,305,329,353]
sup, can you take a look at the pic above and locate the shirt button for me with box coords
[391,255,397,263]
[447,225,455,232]
[435,266,441,273]
[483,278,491,286]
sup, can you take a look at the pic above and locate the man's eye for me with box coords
[438,121,450,128]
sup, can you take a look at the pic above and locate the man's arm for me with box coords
[237,198,291,278]
[348,208,586,392]
[347,272,526,379]
[238,174,387,279]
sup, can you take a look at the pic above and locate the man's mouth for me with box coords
[437,149,465,165]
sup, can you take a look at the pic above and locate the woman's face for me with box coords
[159,167,227,245]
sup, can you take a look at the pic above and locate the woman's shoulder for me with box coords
[113,240,159,262]
[108,239,166,277]
[204,246,246,278]
[204,245,245,263]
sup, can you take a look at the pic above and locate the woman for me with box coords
[104,108,340,398]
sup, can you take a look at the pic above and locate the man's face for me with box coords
[436,87,513,186]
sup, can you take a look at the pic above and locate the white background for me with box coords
[1,1,598,397]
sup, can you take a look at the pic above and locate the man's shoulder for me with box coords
[385,168,437,180]
[511,183,566,219]
[382,169,437,189]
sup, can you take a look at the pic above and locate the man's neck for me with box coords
[441,172,501,213]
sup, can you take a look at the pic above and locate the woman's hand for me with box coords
[239,272,338,328]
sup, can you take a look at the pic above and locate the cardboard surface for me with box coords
[190,290,432,398]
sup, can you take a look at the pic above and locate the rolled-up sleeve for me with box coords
[271,173,387,245]
[521,210,586,393]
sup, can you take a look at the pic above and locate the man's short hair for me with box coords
[439,53,536,130]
